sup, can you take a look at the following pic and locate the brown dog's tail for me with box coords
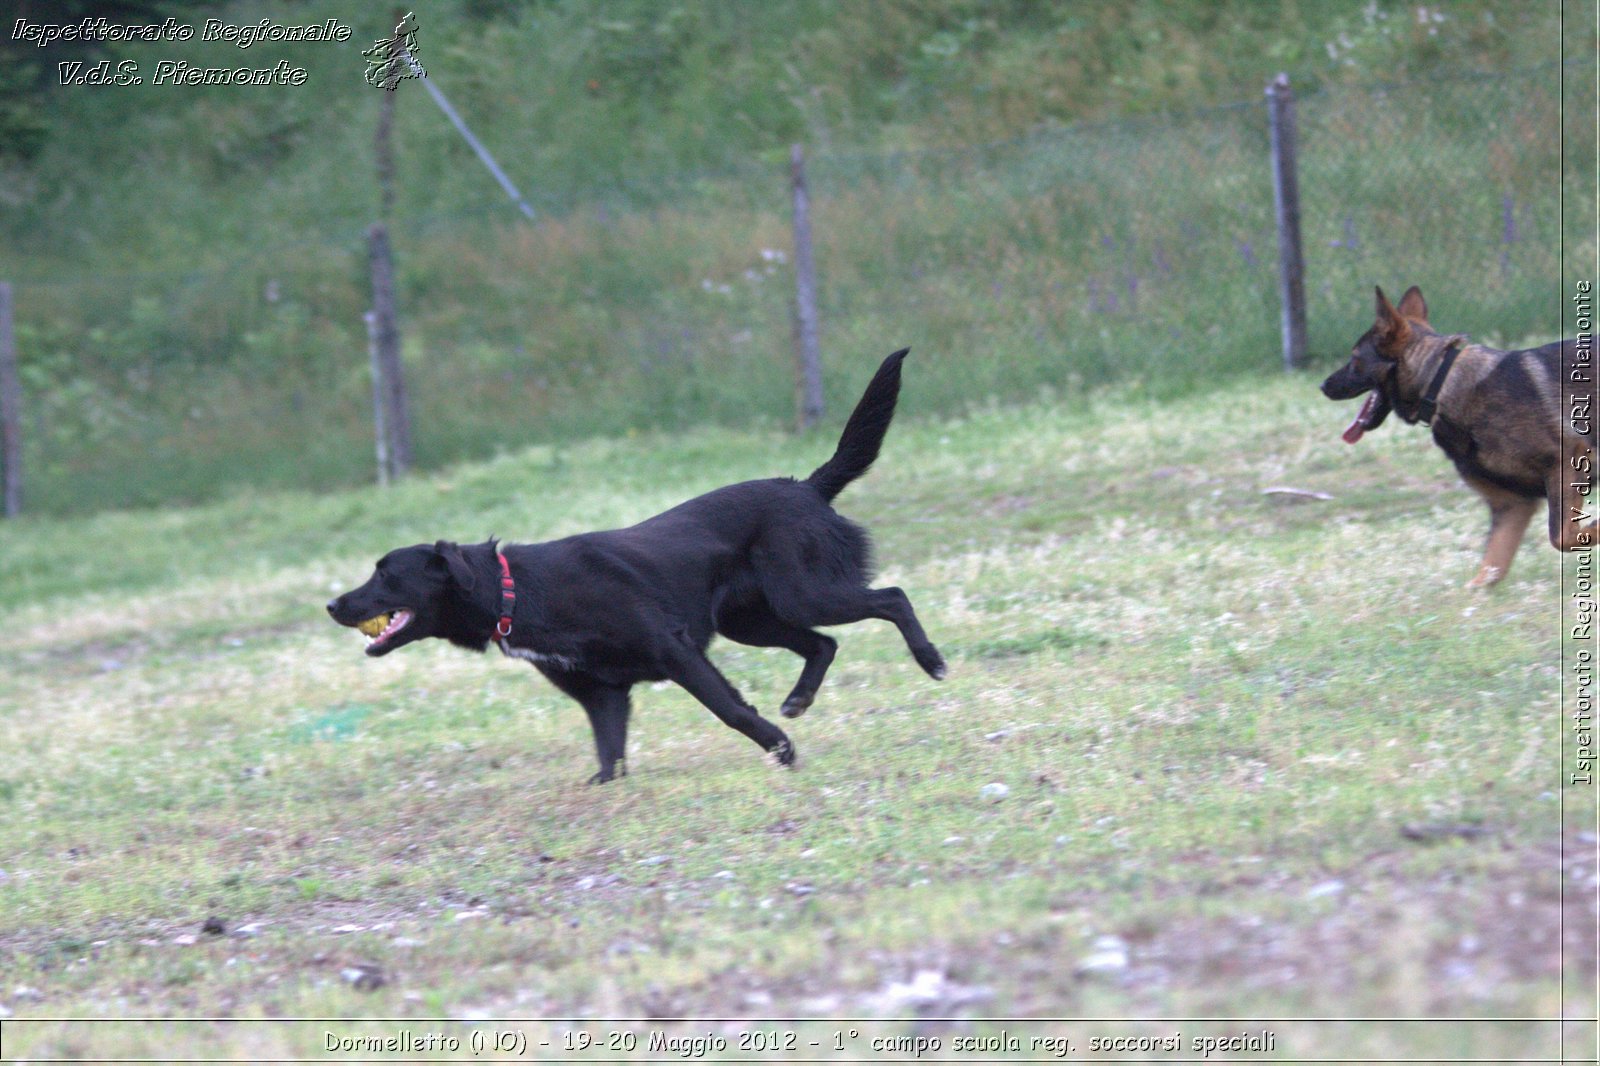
[806,348,907,503]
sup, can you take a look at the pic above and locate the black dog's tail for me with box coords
[806,348,908,503]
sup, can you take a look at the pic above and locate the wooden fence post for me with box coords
[366,50,411,485]
[1267,72,1307,371]
[790,143,824,431]
[376,34,398,222]
[363,310,391,487]
[368,223,412,481]
[0,282,20,517]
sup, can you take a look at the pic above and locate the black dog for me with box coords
[327,349,945,782]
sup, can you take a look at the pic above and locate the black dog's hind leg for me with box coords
[542,669,632,784]
[786,585,946,681]
[717,605,837,719]
[660,634,796,766]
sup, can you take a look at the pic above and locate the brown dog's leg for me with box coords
[1548,448,1598,552]
[1464,479,1538,588]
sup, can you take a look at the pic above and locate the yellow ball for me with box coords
[357,614,391,637]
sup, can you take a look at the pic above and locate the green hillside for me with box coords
[0,0,1592,514]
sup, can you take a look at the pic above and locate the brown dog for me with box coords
[1322,285,1595,587]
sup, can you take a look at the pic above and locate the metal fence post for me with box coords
[1267,72,1307,371]
[790,143,824,431]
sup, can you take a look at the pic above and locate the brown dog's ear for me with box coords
[432,540,478,590]
[1373,286,1410,345]
[1395,285,1428,323]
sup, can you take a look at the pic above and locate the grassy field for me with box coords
[0,362,1594,1060]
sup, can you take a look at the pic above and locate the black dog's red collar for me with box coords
[496,550,515,638]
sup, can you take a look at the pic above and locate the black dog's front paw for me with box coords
[588,761,627,785]
[915,643,947,681]
[767,739,798,769]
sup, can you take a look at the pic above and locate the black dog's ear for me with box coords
[432,540,478,590]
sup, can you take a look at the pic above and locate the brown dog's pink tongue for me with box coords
[1342,394,1378,444]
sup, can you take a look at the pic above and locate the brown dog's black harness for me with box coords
[1404,339,1461,426]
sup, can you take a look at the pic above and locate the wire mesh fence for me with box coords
[2,58,1593,515]
[1294,61,1587,350]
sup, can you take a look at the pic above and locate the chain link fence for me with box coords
[3,58,1593,514]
